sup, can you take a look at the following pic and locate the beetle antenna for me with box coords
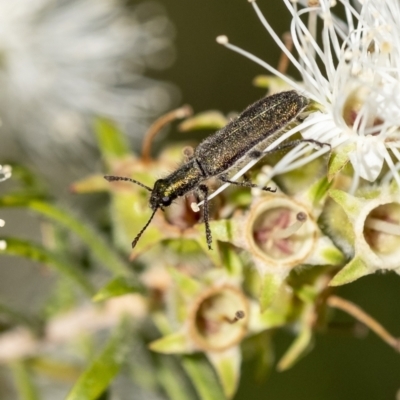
[132,207,158,248]
[104,175,153,192]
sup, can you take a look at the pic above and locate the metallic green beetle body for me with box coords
[106,90,311,249]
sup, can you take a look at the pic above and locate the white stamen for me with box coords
[214,0,400,198]
[191,202,200,213]
[219,40,309,97]
[250,1,320,92]
[365,218,400,236]
[216,35,229,45]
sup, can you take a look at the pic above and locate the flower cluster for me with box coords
[216,0,400,194]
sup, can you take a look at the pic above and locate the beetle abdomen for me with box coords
[194,90,308,176]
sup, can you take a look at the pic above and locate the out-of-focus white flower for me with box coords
[212,0,400,198]
[0,0,177,185]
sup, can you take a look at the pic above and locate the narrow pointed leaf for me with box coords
[328,189,363,222]
[194,219,240,267]
[181,354,225,400]
[0,237,94,295]
[30,357,81,381]
[156,356,194,400]
[167,267,202,298]
[93,276,144,302]
[208,347,241,399]
[149,332,191,354]
[66,318,132,400]
[195,237,222,268]
[7,164,46,197]
[327,144,353,181]
[306,236,345,266]
[307,177,332,206]
[0,196,129,275]
[329,256,371,286]
[220,243,243,278]
[259,273,283,312]
[11,361,40,400]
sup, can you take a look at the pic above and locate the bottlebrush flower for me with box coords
[210,0,400,201]
[0,0,177,185]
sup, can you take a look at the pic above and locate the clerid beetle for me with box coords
[105,90,322,250]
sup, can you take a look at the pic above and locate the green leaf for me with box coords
[329,256,371,286]
[327,144,354,181]
[4,163,46,198]
[259,273,283,313]
[94,117,129,165]
[0,196,130,275]
[11,361,40,400]
[93,276,144,302]
[194,219,241,267]
[329,189,363,222]
[29,357,81,382]
[219,243,243,278]
[167,267,202,298]
[156,356,194,400]
[181,354,226,400]
[111,193,164,256]
[307,177,332,206]
[66,318,132,400]
[208,348,241,399]
[149,332,190,354]
[0,237,94,296]
[306,236,345,267]
[277,325,313,371]
[95,390,109,400]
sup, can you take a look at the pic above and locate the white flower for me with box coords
[0,0,177,185]
[210,0,400,200]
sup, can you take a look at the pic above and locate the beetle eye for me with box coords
[161,196,171,206]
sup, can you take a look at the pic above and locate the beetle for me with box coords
[105,90,323,250]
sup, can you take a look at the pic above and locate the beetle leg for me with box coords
[198,184,213,250]
[266,139,331,154]
[219,174,276,192]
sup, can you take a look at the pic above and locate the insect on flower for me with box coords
[105,90,326,250]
